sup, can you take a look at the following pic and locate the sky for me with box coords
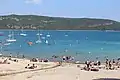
[0,0,120,21]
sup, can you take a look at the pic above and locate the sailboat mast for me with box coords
[21,27,23,32]
[38,34,40,40]
[12,30,14,39]
[8,30,11,39]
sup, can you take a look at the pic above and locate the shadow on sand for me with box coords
[93,78,120,80]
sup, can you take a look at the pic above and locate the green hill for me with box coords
[0,14,120,30]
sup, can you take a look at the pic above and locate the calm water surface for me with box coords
[0,30,120,61]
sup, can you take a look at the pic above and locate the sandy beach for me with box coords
[0,57,59,76]
[0,58,120,80]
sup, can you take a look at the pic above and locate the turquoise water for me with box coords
[0,30,120,61]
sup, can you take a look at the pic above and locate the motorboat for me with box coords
[20,27,27,36]
[36,40,42,43]
[6,39,16,42]
[20,33,27,36]
[45,40,48,44]
[46,34,51,37]
[4,43,11,46]
[36,33,43,36]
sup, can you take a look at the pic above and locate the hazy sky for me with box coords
[0,0,120,21]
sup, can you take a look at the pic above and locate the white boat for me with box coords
[6,39,16,42]
[65,33,68,37]
[36,29,43,36]
[46,32,51,37]
[8,34,12,37]
[36,40,42,43]
[36,29,42,44]
[4,43,11,46]
[36,33,43,36]
[20,33,27,36]
[36,35,42,43]
[20,27,27,36]
[45,40,48,44]
[41,37,45,39]
[8,30,12,37]
[6,30,16,42]
[46,34,51,37]
[65,34,68,37]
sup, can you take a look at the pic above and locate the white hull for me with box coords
[6,39,16,42]
[45,40,48,44]
[36,40,42,43]
[7,29,16,42]
[46,34,51,37]
[65,35,68,37]
[20,33,27,36]
[8,34,12,37]
[41,37,45,39]
[4,43,11,46]
[36,33,43,36]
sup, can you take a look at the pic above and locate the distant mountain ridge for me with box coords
[0,14,120,30]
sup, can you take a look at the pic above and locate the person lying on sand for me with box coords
[25,64,37,69]
[28,64,37,69]
[9,58,18,62]
[90,67,99,71]
[81,65,99,71]
[32,64,37,68]
[81,61,99,71]
[0,59,10,64]
[25,64,30,68]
